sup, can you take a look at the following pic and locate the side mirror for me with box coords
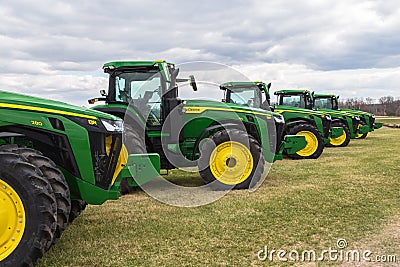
[189,75,197,91]
[100,90,107,96]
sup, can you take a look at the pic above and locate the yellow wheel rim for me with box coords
[296,131,319,157]
[330,130,347,146]
[0,179,26,261]
[209,141,253,185]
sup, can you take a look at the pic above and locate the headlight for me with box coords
[325,115,331,120]
[273,115,285,124]
[355,116,360,120]
[101,119,124,132]
[371,114,375,118]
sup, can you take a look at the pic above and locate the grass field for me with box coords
[38,126,400,267]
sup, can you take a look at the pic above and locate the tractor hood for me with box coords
[0,91,118,121]
[184,99,279,117]
[317,108,354,118]
[340,108,373,117]
[274,105,327,117]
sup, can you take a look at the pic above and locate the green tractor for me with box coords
[220,82,344,159]
[0,91,159,266]
[313,93,382,139]
[89,60,306,191]
[272,89,366,147]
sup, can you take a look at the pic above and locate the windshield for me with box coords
[113,69,163,125]
[228,86,262,108]
[279,94,307,108]
[314,98,333,109]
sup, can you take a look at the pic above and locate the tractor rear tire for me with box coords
[0,146,71,245]
[0,152,57,266]
[198,129,264,190]
[328,122,351,147]
[356,121,368,139]
[287,124,324,159]
[121,125,146,194]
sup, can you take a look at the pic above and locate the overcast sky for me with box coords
[0,0,399,106]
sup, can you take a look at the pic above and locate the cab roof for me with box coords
[220,81,265,90]
[103,60,173,70]
[314,93,337,98]
[274,89,311,95]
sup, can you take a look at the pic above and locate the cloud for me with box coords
[0,0,398,106]
[236,62,400,101]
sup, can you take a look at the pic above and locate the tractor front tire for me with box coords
[121,125,147,194]
[356,121,368,139]
[287,124,324,159]
[328,122,351,147]
[198,129,264,190]
[0,146,71,245]
[0,152,57,266]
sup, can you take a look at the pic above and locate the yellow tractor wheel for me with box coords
[287,124,324,159]
[0,151,57,266]
[199,129,264,190]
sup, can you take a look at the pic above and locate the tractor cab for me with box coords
[91,61,196,129]
[274,89,314,110]
[313,94,339,110]
[220,81,271,110]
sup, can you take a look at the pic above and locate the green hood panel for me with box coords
[317,108,354,117]
[275,105,326,116]
[340,108,372,116]
[185,99,278,116]
[0,91,118,120]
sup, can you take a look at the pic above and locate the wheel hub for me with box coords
[0,179,26,261]
[226,157,237,168]
[210,141,253,185]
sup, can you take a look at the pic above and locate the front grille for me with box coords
[322,117,332,138]
[88,132,122,189]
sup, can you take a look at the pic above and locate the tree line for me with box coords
[339,96,400,116]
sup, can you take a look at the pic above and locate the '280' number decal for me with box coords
[31,120,43,126]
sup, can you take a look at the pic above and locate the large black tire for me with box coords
[0,152,57,267]
[356,121,368,139]
[327,122,351,147]
[286,124,324,159]
[121,125,146,194]
[0,146,71,245]
[68,200,87,223]
[198,129,264,190]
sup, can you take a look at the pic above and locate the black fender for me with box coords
[284,119,317,135]
[191,121,253,160]
[285,119,313,128]
[0,132,25,139]
[331,118,343,124]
